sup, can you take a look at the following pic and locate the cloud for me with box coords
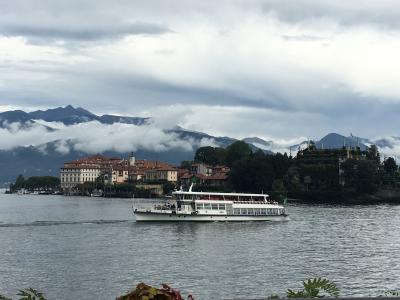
[0,1,400,140]
[1,22,170,44]
[370,136,400,159]
[0,120,217,154]
[0,0,170,45]
[261,0,400,28]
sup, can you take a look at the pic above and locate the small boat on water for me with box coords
[90,189,103,197]
[133,185,289,222]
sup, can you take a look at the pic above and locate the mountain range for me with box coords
[0,105,397,185]
[0,105,149,127]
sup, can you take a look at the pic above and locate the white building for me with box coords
[60,166,102,189]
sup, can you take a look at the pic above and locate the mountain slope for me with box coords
[28,105,97,124]
[0,110,36,128]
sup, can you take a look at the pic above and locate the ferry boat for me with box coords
[133,186,289,222]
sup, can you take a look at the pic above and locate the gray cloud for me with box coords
[261,0,400,28]
[1,22,170,42]
[0,0,170,44]
[0,0,400,141]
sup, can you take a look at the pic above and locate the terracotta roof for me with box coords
[180,173,208,180]
[207,172,228,180]
[179,173,192,179]
[154,166,177,171]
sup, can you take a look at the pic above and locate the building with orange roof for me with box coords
[60,153,179,190]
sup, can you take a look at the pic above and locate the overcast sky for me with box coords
[1,0,400,142]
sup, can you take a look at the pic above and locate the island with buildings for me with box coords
[8,140,400,203]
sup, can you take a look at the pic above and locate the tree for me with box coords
[341,159,378,193]
[384,157,398,175]
[162,182,176,195]
[229,156,275,193]
[194,146,226,165]
[271,179,287,202]
[367,144,380,162]
[308,140,317,151]
[225,141,252,167]
[270,152,290,180]
[179,160,193,170]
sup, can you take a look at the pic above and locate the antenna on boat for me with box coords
[189,183,194,192]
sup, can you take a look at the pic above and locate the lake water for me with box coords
[1,193,400,299]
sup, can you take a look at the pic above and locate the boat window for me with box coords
[218,204,225,210]
[211,204,218,210]
[204,203,212,210]
[241,208,247,215]
[267,208,272,215]
[196,204,203,210]
[261,208,267,215]
[248,208,254,215]
[234,209,240,215]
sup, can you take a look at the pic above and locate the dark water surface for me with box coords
[1,193,400,299]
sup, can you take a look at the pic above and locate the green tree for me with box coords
[11,174,26,192]
[162,182,176,195]
[179,160,193,170]
[229,156,275,193]
[384,157,398,175]
[194,146,226,165]
[367,144,380,162]
[270,152,290,180]
[271,179,287,202]
[341,159,378,193]
[225,141,252,167]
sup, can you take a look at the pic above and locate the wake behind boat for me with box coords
[133,185,289,222]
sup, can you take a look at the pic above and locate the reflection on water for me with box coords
[1,193,400,300]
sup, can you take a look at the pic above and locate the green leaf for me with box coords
[285,277,340,298]
[385,290,400,297]
[17,288,46,300]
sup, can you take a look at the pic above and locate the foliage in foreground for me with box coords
[0,283,194,300]
[0,288,45,300]
[117,283,194,300]
[284,277,340,298]
[3,277,400,299]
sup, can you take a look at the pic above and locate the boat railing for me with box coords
[133,199,172,211]
[185,198,280,205]
[232,201,280,205]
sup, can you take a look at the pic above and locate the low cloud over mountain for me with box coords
[0,106,220,154]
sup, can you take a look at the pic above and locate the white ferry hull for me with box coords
[134,212,289,222]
